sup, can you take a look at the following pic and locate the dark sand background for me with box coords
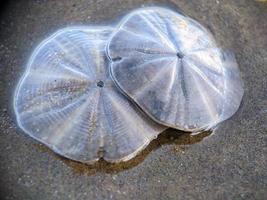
[0,0,266,199]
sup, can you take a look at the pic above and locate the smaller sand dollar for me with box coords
[107,7,244,132]
[14,26,166,163]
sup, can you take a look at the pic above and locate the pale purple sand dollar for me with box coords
[14,26,166,163]
[107,7,244,132]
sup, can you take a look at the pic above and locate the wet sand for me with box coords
[0,0,266,199]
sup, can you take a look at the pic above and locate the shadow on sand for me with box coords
[42,129,212,175]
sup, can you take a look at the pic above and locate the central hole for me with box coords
[97,81,104,88]
[177,52,184,59]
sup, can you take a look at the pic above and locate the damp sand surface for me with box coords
[0,1,266,199]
